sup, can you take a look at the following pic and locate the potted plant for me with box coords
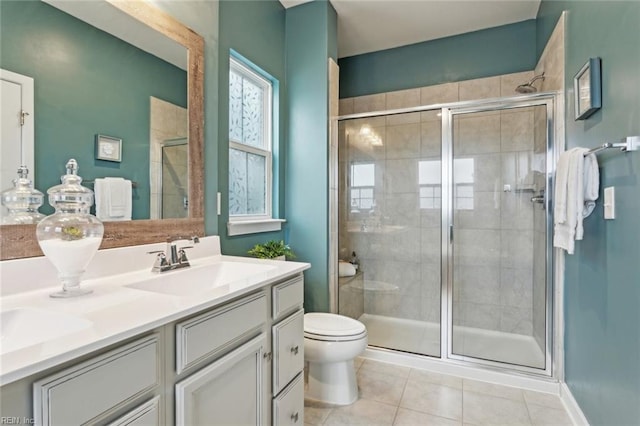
[247,240,296,260]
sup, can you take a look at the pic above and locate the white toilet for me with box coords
[303,312,368,405]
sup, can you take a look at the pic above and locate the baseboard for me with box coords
[560,382,590,425]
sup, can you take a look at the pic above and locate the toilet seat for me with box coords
[304,313,367,342]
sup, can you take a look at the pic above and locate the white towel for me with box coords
[94,177,132,221]
[582,152,599,217]
[553,148,599,254]
[338,261,356,277]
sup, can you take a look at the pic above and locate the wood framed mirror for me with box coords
[0,0,204,260]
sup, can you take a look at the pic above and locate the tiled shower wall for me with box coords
[338,71,550,335]
[149,97,188,219]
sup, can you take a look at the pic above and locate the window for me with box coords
[418,159,474,210]
[418,160,441,209]
[228,56,282,235]
[350,163,376,212]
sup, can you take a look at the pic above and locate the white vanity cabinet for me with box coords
[0,272,306,426]
[173,292,269,425]
[271,275,305,425]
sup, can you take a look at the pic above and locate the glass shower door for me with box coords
[447,101,551,371]
[337,110,442,357]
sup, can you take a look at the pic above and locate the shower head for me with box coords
[515,72,546,94]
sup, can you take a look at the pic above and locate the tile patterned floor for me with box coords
[305,358,573,426]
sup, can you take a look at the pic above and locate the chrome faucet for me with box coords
[148,236,200,272]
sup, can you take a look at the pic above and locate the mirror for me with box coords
[0,0,204,260]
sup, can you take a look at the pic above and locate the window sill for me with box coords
[227,219,286,236]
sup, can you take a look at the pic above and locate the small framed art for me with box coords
[95,134,122,162]
[574,57,602,120]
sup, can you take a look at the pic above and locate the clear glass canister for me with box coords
[36,159,104,298]
[0,166,45,224]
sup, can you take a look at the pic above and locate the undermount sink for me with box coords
[1,308,93,354]
[125,261,277,297]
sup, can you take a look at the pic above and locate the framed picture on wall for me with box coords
[574,57,602,120]
[95,134,122,162]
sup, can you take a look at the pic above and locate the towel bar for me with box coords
[584,136,639,156]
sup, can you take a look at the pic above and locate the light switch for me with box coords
[604,186,615,220]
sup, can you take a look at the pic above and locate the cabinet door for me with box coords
[175,334,267,426]
[33,335,159,426]
[272,310,304,395]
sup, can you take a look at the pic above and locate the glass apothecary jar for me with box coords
[36,159,104,298]
[0,166,45,224]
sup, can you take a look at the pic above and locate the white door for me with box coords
[1,69,35,220]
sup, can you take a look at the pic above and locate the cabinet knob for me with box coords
[263,351,272,362]
[290,345,299,355]
[291,412,299,422]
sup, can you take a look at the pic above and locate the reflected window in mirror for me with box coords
[228,55,274,221]
[350,163,375,213]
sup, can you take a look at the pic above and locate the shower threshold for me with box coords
[359,313,544,369]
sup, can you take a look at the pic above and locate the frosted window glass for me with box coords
[242,80,264,148]
[228,69,266,149]
[229,148,266,216]
[229,148,248,215]
[229,71,243,142]
[247,153,266,214]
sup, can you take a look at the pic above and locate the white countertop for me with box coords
[0,237,310,386]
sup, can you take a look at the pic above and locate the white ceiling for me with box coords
[280,0,541,58]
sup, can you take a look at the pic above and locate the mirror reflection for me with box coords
[0,0,189,223]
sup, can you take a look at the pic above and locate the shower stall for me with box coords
[335,93,555,376]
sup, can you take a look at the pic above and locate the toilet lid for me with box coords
[304,313,366,337]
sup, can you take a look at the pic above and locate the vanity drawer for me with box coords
[272,309,304,394]
[33,335,159,426]
[107,396,160,426]
[272,274,304,321]
[273,373,304,426]
[176,292,267,374]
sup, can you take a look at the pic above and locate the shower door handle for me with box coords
[530,189,546,209]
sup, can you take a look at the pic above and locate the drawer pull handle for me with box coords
[290,345,299,355]
[291,412,299,422]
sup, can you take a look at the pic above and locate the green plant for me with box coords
[247,240,296,260]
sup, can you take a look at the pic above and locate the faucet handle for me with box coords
[177,247,193,264]
[149,252,169,272]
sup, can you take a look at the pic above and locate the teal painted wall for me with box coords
[217,0,287,256]
[338,20,537,98]
[537,2,640,424]
[0,1,187,218]
[285,0,337,312]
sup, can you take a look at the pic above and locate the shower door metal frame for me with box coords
[334,92,557,379]
[441,96,555,377]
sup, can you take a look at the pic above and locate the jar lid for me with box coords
[1,166,44,211]
[47,159,94,209]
